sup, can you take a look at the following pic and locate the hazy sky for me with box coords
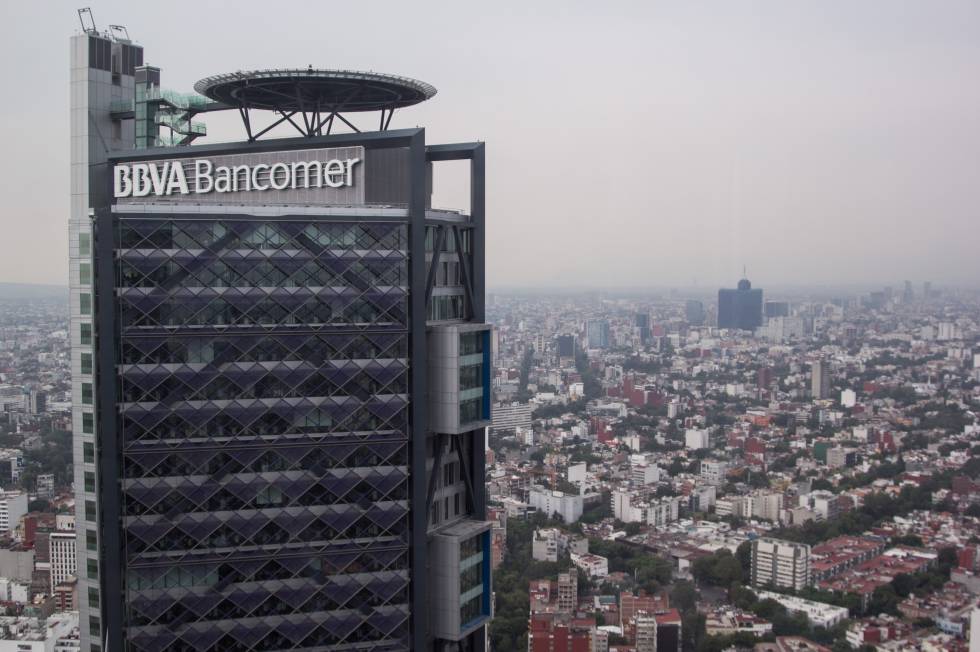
[2,1,978,288]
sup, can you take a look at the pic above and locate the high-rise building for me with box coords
[48,531,78,595]
[634,312,651,344]
[27,389,46,415]
[764,301,790,318]
[717,278,763,330]
[811,359,831,399]
[71,16,491,651]
[555,334,575,359]
[586,319,610,349]
[684,300,705,325]
[751,538,811,590]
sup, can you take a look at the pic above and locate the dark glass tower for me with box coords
[74,43,492,651]
[717,278,763,330]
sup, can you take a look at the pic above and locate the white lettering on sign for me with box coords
[113,157,361,198]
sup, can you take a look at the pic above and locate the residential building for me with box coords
[751,538,812,590]
[700,461,729,486]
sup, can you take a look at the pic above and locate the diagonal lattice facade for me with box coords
[112,216,412,651]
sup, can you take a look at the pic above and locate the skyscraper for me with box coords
[72,16,491,652]
[811,359,831,399]
[586,319,610,349]
[717,277,763,330]
[634,312,650,344]
[763,301,790,319]
[684,299,705,325]
[555,334,575,359]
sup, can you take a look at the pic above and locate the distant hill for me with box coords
[0,283,68,300]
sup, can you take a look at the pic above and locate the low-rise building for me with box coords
[571,552,608,578]
[755,591,849,629]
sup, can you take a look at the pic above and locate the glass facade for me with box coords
[457,331,488,427]
[458,532,490,631]
[110,214,412,650]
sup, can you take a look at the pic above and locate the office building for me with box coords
[764,301,790,318]
[71,17,491,651]
[27,389,47,415]
[555,334,575,359]
[684,300,705,325]
[717,277,763,330]
[811,359,831,399]
[751,538,812,590]
[556,571,578,612]
[634,312,651,344]
[491,401,533,433]
[586,319,610,349]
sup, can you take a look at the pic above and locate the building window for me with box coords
[83,442,94,463]
[84,472,95,493]
[86,529,97,551]
[79,233,91,256]
[82,413,94,435]
[88,587,100,608]
[80,323,92,345]
[88,614,100,633]
[459,397,482,425]
[79,262,91,285]
[81,352,93,375]
[85,500,96,521]
[454,493,460,515]
[80,293,92,315]
[81,383,93,405]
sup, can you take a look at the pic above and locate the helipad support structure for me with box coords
[71,17,490,652]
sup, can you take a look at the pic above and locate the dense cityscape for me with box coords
[1,278,979,650]
[1,3,978,651]
[482,280,980,652]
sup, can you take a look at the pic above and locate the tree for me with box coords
[867,584,900,616]
[670,580,699,614]
[736,541,752,577]
[729,584,757,610]
[692,549,743,587]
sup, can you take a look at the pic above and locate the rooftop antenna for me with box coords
[743,264,747,279]
[109,24,131,43]
[77,7,97,34]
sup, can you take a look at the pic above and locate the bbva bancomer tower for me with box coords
[70,16,491,652]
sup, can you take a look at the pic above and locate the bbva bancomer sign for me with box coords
[113,157,362,198]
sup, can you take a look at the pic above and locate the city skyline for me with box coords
[3,0,980,287]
